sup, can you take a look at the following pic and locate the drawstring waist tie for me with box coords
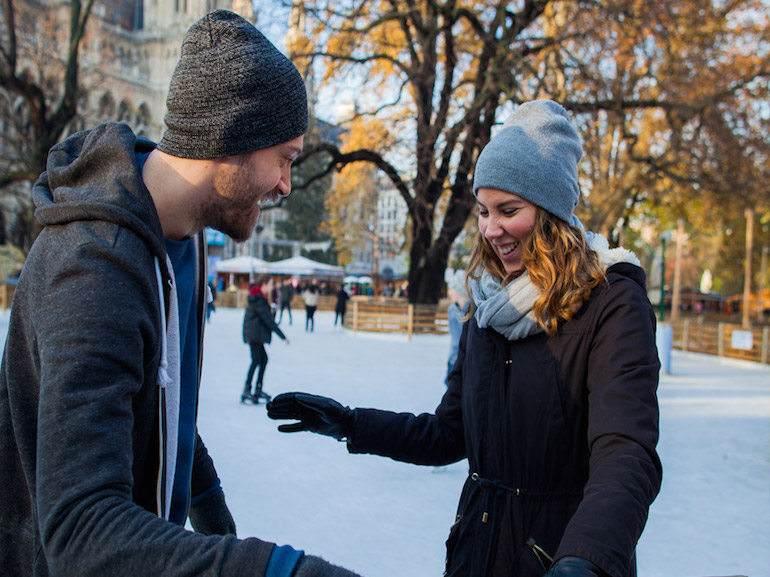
[471,472,519,524]
[468,472,581,576]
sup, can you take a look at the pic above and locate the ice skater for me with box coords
[334,284,350,327]
[303,281,320,332]
[242,275,290,404]
[268,100,661,577]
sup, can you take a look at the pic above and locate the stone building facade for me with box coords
[4,2,408,279]
[81,0,256,140]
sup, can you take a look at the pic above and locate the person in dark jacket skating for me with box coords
[0,9,360,577]
[334,285,350,326]
[268,100,662,577]
[242,275,290,404]
[278,278,295,324]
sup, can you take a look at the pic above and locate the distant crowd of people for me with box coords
[213,276,409,300]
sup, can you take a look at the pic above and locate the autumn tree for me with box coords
[274,142,338,263]
[320,115,396,268]
[288,0,769,303]
[569,2,770,294]
[0,0,95,249]
[323,159,378,266]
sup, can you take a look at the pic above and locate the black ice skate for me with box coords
[254,384,271,403]
[241,386,258,404]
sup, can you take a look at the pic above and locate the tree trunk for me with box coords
[406,195,467,304]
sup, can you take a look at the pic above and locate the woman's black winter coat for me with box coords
[243,293,285,344]
[347,263,662,577]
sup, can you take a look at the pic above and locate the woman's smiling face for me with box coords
[476,187,538,276]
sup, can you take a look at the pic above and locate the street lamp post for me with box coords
[659,230,674,322]
[249,223,265,285]
[373,225,379,296]
[657,229,675,375]
[365,222,380,296]
[759,245,768,322]
[658,236,664,322]
[670,219,685,323]
[254,223,264,261]
[743,208,754,329]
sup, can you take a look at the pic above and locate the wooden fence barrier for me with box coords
[1,283,15,310]
[212,290,769,363]
[217,289,250,309]
[670,319,769,365]
[216,290,338,312]
[345,298,449,340]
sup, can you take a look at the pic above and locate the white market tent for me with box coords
[343,275,373,284]
[214,255,270,274]
[266,255,344,278]
[215,255,344,280]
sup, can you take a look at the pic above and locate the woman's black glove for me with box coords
[293,554,363,576]
[544,556,609,577]
[266,393,356,441]
[188,490,237,536]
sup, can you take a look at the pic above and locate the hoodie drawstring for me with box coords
[154,258,172,389]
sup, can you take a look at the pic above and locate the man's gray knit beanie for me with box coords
[157,10,308,159]
[472,100,582,223]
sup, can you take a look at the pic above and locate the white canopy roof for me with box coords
[266,255,344,277]
[214,256,270,274]
[344,275,373,284]
[216,255,343,278]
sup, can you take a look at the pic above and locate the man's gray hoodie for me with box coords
[0,122,276,576]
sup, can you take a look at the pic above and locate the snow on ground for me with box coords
[2,307,768,576]
[198,308,769,577]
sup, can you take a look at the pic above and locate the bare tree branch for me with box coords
[297,142,415,212]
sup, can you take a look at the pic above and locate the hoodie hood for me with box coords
[585,232,647,291]
[32,122,193,521]
[606,260,648,291]
[33,122,166,261]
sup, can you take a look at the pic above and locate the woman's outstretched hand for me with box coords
[267,392,356,441]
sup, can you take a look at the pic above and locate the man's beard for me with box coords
[199,167,264,242]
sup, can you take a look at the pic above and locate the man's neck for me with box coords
[142,149,209,241]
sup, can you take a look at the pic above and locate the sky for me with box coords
[251,0,358,125]
[1,307,768,576]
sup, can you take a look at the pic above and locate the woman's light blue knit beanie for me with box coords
[472,100,582,223]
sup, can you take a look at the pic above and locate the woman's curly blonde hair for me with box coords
[465,209,606,335]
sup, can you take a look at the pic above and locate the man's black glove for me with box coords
[266,393,355,441]
[544,556,609,577]
[188,490,237,536]
[293,554,363,576]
